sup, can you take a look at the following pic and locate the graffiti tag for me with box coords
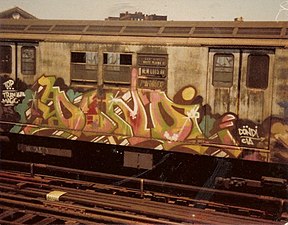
[238,125,263,146]
[1,80,25,106]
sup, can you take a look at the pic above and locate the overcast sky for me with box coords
[1,0,288,21]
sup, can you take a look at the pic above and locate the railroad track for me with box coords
[0,159,287,224]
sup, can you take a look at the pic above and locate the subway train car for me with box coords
[0,18,287,173]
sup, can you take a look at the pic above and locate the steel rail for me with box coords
[0,159,287,222]
[0,205,102,225]
[0,182,230,224]
[0,180,281,225]
[0,185,230,224]
[0,159,286,217]
[0,172,271,221]
[0,196,150,225]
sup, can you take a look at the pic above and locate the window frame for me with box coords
[0,45,12,74]
[246,54,269,90]
[212,53,234,88]
[21,46,36,75]
[103,52,132,85]
[70,51,98,84]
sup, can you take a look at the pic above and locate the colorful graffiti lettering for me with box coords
[1,68,287,162]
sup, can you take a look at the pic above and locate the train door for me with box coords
[207,48,274,149]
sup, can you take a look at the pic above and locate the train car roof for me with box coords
[1,19,288,39]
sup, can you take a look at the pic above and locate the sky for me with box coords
[0,0,288,21]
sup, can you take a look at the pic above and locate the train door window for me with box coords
[247,54,269,89]
[103,53,132,84]
[212,54,234,88]
[0,46,12,74]
[70,51,98,83]
[21,46,36,75]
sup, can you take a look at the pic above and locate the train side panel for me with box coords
[0,36,287,164]
[269,48,288,162]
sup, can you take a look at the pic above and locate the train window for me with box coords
[21,46,36,75]
[247,54,269,89]
[71,52,86,63]
[212,54,234,88]
[103,53,132,84]
[0,46,12,74]
[70,52,98,83]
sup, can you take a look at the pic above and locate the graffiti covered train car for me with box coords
[0,18,287,172]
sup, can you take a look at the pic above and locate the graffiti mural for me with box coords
[1,68,287,162]
[270,118,288,162]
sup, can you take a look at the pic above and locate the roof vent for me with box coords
[12,12,20,20]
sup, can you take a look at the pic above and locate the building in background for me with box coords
[106,11,167,21]
[0,7,37,19]
[0,8,166,21]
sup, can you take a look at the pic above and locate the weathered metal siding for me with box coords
[272,48,288,118]
[37,42,69,84]
[34,41,208,99]
[167,46,208,99]
[37,42,100,85]
[207,50,240,116]
[238,52,274,123]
